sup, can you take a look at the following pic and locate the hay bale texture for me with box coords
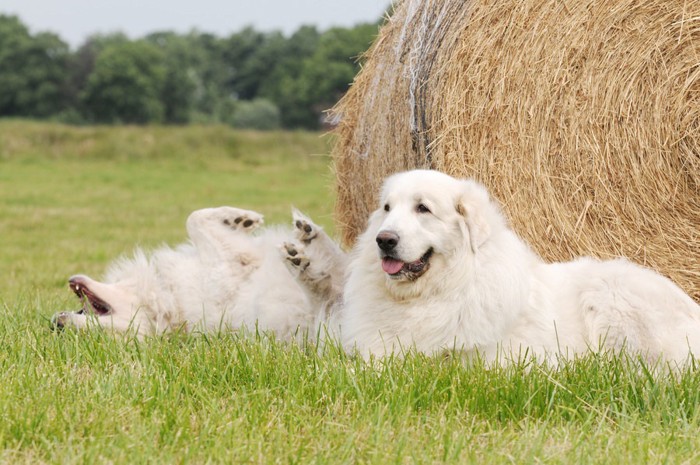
[331,0,700,300]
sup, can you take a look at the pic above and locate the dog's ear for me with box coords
[455,181,491,254]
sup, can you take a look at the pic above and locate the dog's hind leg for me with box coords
[187,207,263,237]
[186,207,264,265]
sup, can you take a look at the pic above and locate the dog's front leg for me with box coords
[290,209,348,287]
[281,210,347,318]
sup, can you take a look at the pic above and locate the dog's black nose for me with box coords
[376,230,400,252]
[50,313,66,331]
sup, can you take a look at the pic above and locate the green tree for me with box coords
[0,15,71,117]
[146,31,202,123]
[258,26,321,128]
[264,23,377,129]
[0,14,383,127]
[81,40,166,123]
[185,33,229,119]
[221,27,268,100]
[65,33,130,120]
[298,24,377,126]
[230,98,281,130]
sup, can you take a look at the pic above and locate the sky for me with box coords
[1,0,390,48]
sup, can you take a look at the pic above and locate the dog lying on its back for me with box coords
[52,207,342,338]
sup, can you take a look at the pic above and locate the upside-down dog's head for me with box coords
[51,251,156,334]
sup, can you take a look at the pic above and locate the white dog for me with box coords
[52,207,336,338]
[299,170,700,364]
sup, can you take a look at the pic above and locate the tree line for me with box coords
[0,14,381,129]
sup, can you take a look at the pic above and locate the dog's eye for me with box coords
[384,204,390,212]
[416,203,431,214]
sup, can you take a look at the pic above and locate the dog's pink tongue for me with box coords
[382,257,405,275]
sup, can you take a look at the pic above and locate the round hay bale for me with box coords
[331,0,700,300]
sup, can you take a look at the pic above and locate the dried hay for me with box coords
[331,0,700,300]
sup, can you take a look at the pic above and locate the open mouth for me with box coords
[69,277,112,316]
[381,248,433,281]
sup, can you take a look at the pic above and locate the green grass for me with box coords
[2,121,700,464]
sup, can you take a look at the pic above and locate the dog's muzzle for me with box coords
[381,248,434,281]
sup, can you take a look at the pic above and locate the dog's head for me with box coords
[365,169,502,290]
[52,253,155,334]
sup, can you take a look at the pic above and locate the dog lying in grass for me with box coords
[285,170,700,365]
[52,207,343,339]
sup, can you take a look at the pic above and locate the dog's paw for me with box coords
[217,207,264,232]
[281,242,310,273]
[292,209,320,243]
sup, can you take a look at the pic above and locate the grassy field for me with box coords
[2,121,700,464]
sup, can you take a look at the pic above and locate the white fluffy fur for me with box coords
[53,207,319,338]
[339,170,700,364]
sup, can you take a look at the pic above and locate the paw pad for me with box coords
[292,213,319,243]
[221,209,262,231]
[281,242,310,272]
